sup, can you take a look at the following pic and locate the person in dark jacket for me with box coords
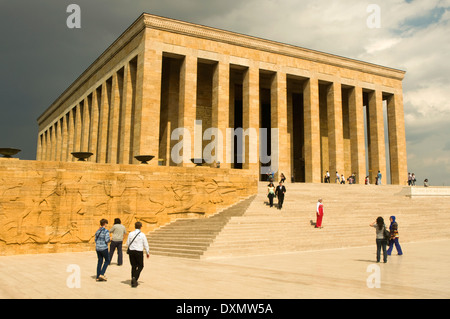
[275,182,286,210]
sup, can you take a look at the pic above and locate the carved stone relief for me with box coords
[0,160,257,255]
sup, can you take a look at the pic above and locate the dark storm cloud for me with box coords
[0,0,246,160]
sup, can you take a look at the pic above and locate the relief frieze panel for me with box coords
[0,160,257,255]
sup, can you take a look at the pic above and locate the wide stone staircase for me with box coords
[145,195,257,258]
[145,182,450,259]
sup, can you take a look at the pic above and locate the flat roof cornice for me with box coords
[142,13,405,79]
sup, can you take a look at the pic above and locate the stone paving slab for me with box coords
[0,240,449,299]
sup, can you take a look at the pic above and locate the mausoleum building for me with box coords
[37,13,407,185]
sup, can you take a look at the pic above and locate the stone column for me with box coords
[49,128,54,161]
[61,113,69,162]
[303,77,321,183]
[242,64,259,173]
[108,72,121,164]
[387,92,408,185]
[97,83,109,164]
[44,128,50,161]
[81,98,90,153]
[36,134,43,161]
[55,121,62,162]
[43,130,49,161]
[42,131,48,161]
[48,125,53,161]
[327,82,344,181]
[178,55,197,166]
[134,39,162,165]
[348,86,366,184]
[368,90,386,184]
[67,107,75,161]
[271,71,289,181]
[89,89,100,163]
[119,63,135,164]
[45,130,50,161]
[74,103,82,160]
[49,126,55,161]
[212,59,230,168]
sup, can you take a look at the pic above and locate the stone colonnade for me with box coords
[37,14,407,185]
[37,56,140,165]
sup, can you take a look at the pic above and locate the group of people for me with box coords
[267,175,324,229]
[314,200,404,260]
[267,173,404,264]
[94,218,150,287]
[267,181,286,209]
[364,171,384,185]
[323,171,358,184]
[407,173,417,186]
[323,170,387,185]
[370,216,403,263]
[408,172,430,187]
[95,182,404,277]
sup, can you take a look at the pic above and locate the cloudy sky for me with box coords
[1,0,449,185]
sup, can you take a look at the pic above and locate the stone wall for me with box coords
[0,158,257,256]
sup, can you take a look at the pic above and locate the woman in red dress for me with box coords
[315,198,324,228]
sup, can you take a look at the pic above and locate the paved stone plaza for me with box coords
[1,239,449,299]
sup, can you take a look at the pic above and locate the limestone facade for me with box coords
[37,13,407,185]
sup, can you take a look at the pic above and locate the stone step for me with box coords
[149,240,211,247]
[145,195,256,257]
[149,242,210,251]
[148,233,218,241]
[149,248,204,259]
[209,229,450,245]
[150,228,223,235]
[204,234,450,258]
[144,182,450,259]
[152,223,230,232]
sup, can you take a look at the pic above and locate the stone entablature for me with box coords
[142,14,404,81]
